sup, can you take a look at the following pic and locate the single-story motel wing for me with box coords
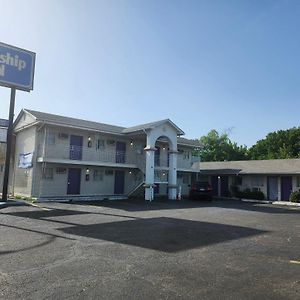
[0,109,299,201]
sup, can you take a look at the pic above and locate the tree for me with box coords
[194,129,248,162]
[248,127,300,160]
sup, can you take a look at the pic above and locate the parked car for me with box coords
[189,181,213,200]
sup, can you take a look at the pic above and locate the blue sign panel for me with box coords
[0,42,35,91]
[0,118,9,127]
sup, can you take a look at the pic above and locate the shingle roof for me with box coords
[25,109,125,134]
[20,109,198,147]
[196,159,300,175]
[177,137,202,148]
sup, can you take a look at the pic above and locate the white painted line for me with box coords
[28,203,51,211]
[289,260,300,264]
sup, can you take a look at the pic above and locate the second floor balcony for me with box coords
[36,143,199,171]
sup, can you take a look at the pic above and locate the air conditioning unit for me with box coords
[58,133,69,139]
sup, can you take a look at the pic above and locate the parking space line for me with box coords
[28,203,51,211]
[289,260,300,264]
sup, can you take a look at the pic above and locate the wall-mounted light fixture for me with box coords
[88,136,92,148]
[130,140,133,146]
[85,168,90,181]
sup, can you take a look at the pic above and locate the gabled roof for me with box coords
[122,119,185,135]
[196,159,300,175]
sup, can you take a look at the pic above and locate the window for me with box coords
[105,169,113,176]
[0,165,3,172]
[96,139,105,150]
[179,149,190,160]
[46,132,55,145]
[296,176,300,187]
[93,170,104,181]
[56,167,67,174]
[251,176,264,187]
[58,133,68,139]
[183,150,190,160]
[42,167,53,179]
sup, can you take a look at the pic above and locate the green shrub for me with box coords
[289,191,300,203]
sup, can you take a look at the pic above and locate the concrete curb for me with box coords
[0,199,29,209]
[214,196,300,207]
[241,198,300,207]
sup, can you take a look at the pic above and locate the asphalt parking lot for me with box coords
[0,199,299,300]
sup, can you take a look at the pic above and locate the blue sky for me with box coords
[1,0,299,146]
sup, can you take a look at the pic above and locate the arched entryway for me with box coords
[144,125,178,201]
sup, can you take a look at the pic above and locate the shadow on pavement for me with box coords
[212,200,300,215]
[60,217,267,253]
[67,198,300,215]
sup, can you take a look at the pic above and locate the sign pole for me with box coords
[2,88,16,201]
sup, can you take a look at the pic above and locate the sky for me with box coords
[0,0,299,147]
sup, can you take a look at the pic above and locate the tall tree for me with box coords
[194,129,248,162]
[248,127,300,160]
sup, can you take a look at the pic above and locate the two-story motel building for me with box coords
[11,109,200,201]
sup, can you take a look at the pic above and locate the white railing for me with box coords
[36,144,199,170]
[37,143,141,165]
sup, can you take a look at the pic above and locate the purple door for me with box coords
[221,176,229,197]
[70,135,83,160]
[67,168,81,195]
[267,176,278,200]
[114,170,125,194]
[116,141,126,163]
[154,183,160,194]
[211,176,228,197]
[281,176,292,201]
[211,176,218,196]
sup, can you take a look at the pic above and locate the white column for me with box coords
[168,150,178,200]
[144,147,155,201]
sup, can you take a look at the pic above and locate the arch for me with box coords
[144,124,178,201]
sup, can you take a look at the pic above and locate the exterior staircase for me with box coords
[127,181,145,198]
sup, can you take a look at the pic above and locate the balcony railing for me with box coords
[37,144,199,170]
[37,144,143,165]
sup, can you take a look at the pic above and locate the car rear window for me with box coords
[195,182,209,188]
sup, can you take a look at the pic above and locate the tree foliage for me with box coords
[248,127,300,160]
[195,127,300,162]
[194,129,248,162]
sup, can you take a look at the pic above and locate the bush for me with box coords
[289,191,300,203]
